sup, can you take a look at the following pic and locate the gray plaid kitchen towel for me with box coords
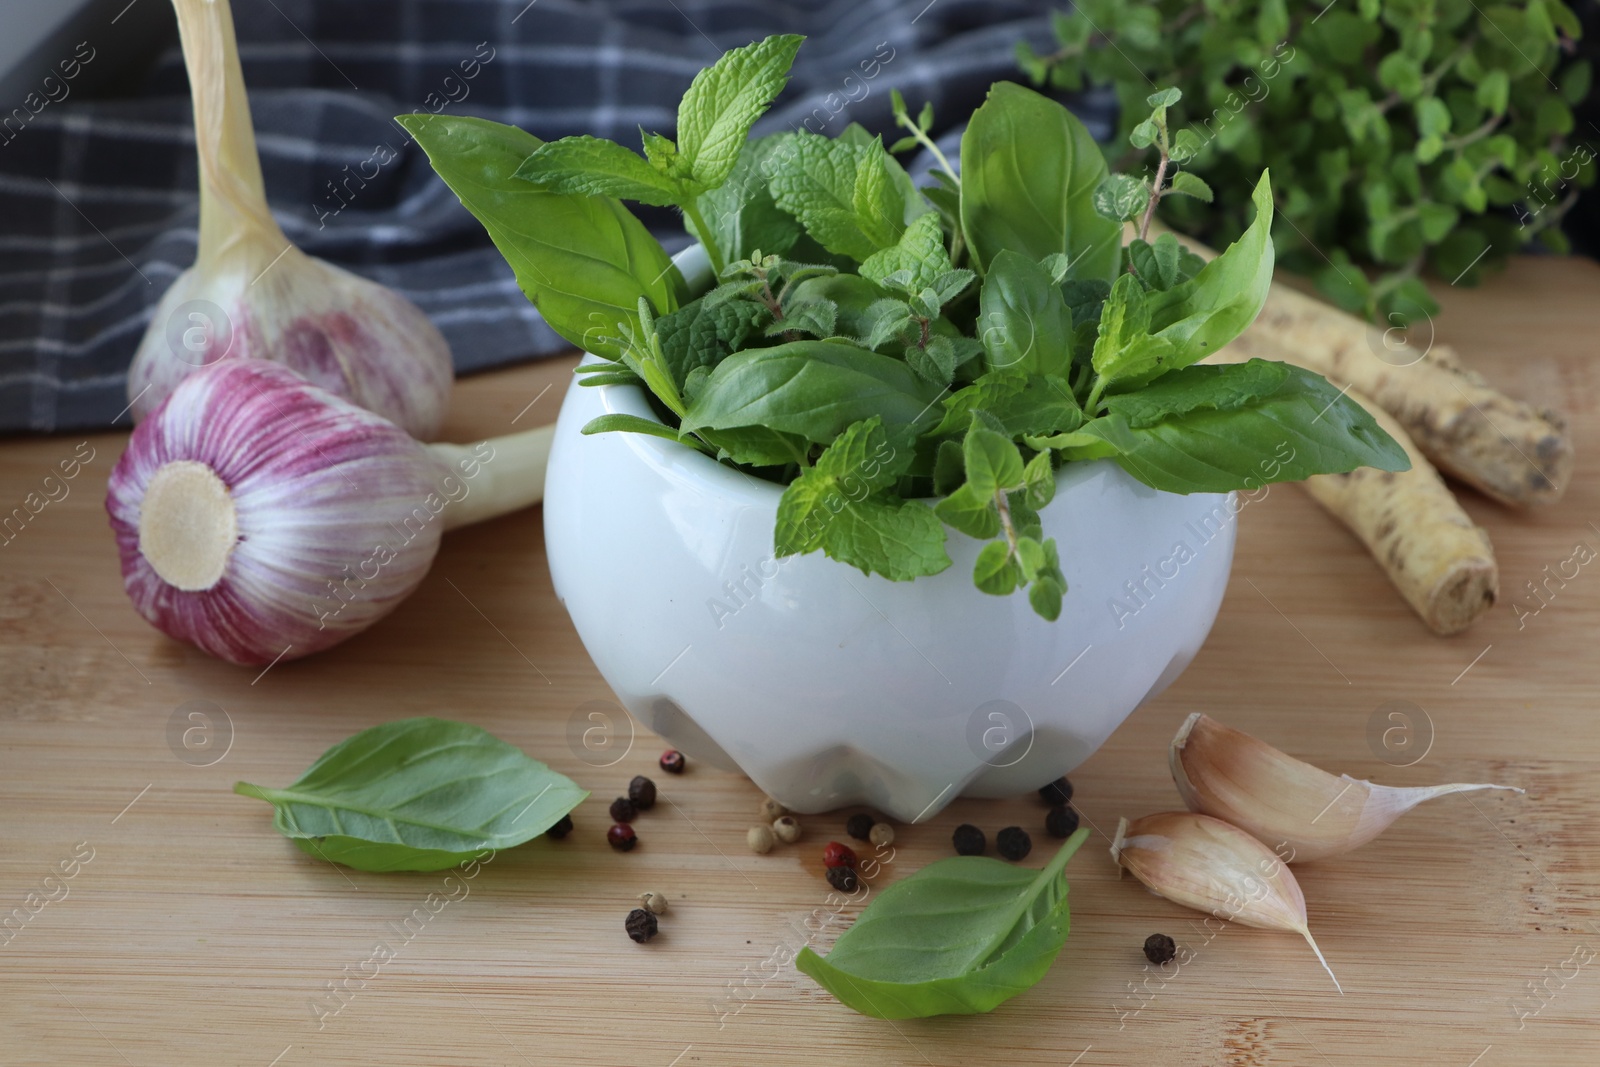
[0,0,1105,434]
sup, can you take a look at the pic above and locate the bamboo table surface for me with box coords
[2,256,1599,1067]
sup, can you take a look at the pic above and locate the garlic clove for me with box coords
[107,359,553,666]
[1112,811,1341,993]
[1170,713,1522,863]
[129,0,453,440]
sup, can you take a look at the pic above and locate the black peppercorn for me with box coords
[1045,805,1080,839]
[609,796,637,823]
[996,826,1032,861]
[629,775,657,810]
[952,824,986,856]
[659,749,686,774]
[1143,933,1176,965]
[625,907,658,943]
[546,814,574,840]
[825,866,859,892]
[845,813,875,841]
[1038,776,1073,806]
[607,824,637,851]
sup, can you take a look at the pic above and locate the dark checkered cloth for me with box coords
[0,0,1106,433]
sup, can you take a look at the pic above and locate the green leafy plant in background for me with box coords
[235,718,587,872]
[1019,0,1594,324]
[408,35,1408,622]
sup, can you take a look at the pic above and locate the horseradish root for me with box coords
[1112,811,1341,992]
[1170,714,1523,863]
[127,0,453,439]
[107,360,552,666]
[1301,386,1497,635]
[1159,224,1571,507]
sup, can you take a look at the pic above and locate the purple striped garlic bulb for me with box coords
[126,0,452,439]
[107,359,552,666]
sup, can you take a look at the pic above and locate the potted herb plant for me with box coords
[402,36,1405,821]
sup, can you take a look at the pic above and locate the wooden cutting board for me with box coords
[2,256,1597,1067]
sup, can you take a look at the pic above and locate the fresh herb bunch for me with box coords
[1019,0,1593,323]
[405,35,1406,621]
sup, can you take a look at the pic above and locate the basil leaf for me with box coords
[691,134,802,262]
[682,339,944,444]
[769,133,909,261]
[1143,173,1275,367]
[582,413,695,444]
[1083,365,1411,494]
[977,251,1075,377]
[676,34,803,190]
[399,115,678,362]
[796,829,1090,1018]
[512,135,683,205]
[234,718,588,873]
[960,83,1122,281]
[1104,359,1290,427]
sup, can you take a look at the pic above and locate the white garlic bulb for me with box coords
[127,0,452,439]
[106,359,551,666]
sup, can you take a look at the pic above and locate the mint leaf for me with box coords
[774,417,950,581]
[656,294,769,386]
[860,212,951,292]
[691,134,803,261]
[513,134,683,205]
[1104,359,1290,428]
[769,133,909,261]
[676,34,803,190]
[768,299,837,339]
[1090,273,1178,387]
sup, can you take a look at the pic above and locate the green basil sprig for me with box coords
[235,718,587,872]
[796,828,1090,1018]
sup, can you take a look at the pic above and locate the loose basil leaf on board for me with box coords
[398,115,680,362]
[1083,365,1411,494]
[682,339,945,444]
[234,718,588,872]
[960,83,1122,282]
[796,829,1090,1018]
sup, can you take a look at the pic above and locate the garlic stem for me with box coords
[171,0,285,263]
[429,425,555,532]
